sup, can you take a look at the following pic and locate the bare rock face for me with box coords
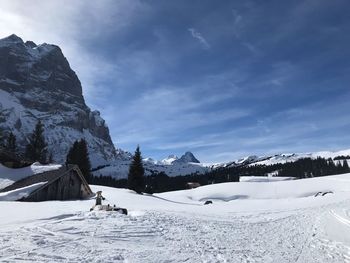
[0,34,116,166]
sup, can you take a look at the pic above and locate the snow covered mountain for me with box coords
[213,148,350,169]
[93,148,350,179]
[0,34,116,166]
[157,152,200,165]
[160,154,179,165]
[93,150,208,179]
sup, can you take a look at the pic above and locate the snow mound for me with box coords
[159,173,350,203]
[240,176,295,182]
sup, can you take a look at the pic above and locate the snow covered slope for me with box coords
[252,149,350,166]
[0,34,116,167]
[158,173,350,202]
[1,174,350,262]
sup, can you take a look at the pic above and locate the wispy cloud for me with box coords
[0,0,147,100]
[188,28,210,49]
[241,42,260,55]
[109,85,251,146]
[232,9,243,38]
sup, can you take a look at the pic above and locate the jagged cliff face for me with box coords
[0,34,116,166]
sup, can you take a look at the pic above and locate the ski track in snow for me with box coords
[1,203,350,262]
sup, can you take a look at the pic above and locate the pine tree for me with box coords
[25,120,47,163]
[48,151,54,164]
[342,160,350,173]
[77,139,91,182]
[66,139,91,182]
[336,161,343,173]
[66,140,79,165]
[128,145,145,194]
[0,128,3,147]
[5,132,16,154]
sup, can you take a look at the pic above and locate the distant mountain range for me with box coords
[92,150,208,179]
[211,148,350,169]
[92,148,350,179]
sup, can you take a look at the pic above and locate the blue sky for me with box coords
[1,0,350,162]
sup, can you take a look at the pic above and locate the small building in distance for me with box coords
[0,164,93,201]
[186,182,201,189]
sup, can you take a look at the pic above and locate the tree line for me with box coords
[2,123,350,194]
[0,120,49,164]
[92,155,350,193]
[0,121,92,183]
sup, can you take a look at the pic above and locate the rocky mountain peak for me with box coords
[1,34,23,44]
[0,34,82,99]
[173,152,200,164]
[24,40,37,48]
[0,34,116,167]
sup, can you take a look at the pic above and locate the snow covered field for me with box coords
[1,174,350,262]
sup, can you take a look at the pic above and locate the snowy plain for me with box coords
[0,174,350,262]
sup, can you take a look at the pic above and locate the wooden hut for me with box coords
[0,164,93,201]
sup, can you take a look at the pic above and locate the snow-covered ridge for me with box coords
[160,155,179,165]
[94,148,350,179]
[94,150,208,179]
[144,152,200,165]
[212,148,350,169]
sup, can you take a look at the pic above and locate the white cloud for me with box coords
[188,28,210,49]
[0,0,146,99]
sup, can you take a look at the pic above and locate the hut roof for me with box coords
[0,165,93,198]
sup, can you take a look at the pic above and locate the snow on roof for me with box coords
[0,162,61,190]
[0,182,47,201]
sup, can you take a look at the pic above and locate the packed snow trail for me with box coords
[1,175,350,262]
[0,203,350,262]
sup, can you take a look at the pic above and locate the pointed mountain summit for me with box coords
[0,34,24,44]
[173,152,200,164]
